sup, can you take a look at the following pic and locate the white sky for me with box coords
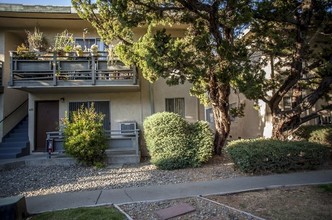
[0,0,72,6]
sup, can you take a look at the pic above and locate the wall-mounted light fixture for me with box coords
[60,97,65,103]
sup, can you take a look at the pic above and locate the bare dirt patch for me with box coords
[119,196,260,220]
[119,185,332,220]
[207,185,332,220]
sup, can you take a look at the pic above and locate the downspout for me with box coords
[196,98,200,121]
[149,82,155,115]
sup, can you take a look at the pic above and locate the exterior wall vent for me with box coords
[120,121,137,134]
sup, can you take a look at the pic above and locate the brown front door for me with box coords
[35,101,59,152]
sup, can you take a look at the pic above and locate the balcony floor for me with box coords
[8,80,140,93]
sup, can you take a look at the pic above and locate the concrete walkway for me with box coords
[26,169,332,214]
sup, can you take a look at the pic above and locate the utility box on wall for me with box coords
[120,121,137,134]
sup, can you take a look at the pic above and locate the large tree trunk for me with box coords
[209,79,231,155]
[271,114,289,140]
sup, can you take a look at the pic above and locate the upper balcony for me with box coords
[9,51,139,93]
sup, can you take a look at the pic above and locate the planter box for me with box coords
[59,60,90,71]
[16,60,52,71]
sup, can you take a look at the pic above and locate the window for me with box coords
[69,101,110,130]
[205,108,214,124]
[282,96,292,110]
[74,38,108,51]
[165,98,185,117]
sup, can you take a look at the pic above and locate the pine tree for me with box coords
[73,0,254,154]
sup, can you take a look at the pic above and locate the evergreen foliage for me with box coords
[143,112,213,170]
[295,125,332,146]
[226,138,330,174]
[237,0,332,138]
[63,104,107,167]
[72,0,255,155]
[72,0,332,147]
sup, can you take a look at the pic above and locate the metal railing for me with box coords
[0,99,28,125]
[9,51,138,87]
[0,61,3,88]
[46,129,140,156]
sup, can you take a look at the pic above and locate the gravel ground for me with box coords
[0,158,244,198]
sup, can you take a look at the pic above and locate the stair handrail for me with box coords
[0,61,3,86]
[0,98,28,124]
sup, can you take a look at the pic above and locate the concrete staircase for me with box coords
[0,117,29,159]
[106,148,140,164]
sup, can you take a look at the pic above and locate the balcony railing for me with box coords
[0,61,3,93]
[9,51,138,91]
[46,129,140,156]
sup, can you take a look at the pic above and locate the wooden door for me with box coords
[35,101,59,151]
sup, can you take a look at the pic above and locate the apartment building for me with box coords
[0,3,329,162]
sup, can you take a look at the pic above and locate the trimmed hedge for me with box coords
[226,138,330,174]
[294,125,332,146]
[143,112,213,170]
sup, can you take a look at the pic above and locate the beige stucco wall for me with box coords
[0,31,28,140]
[206,91,273,141]
[0,32,4,140]
[27,75,152,152]
[152,78,204,123]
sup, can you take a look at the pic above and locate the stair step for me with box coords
[107,155,140,164]
[0,146,29,156]
[0,116,29,159]
[0,142,29,148]
[0,153,25,159]
[8,132,28,137]
[106,149,137,155]
[12,129,28,133]
[3,137,29,142]
[0,148,23,154]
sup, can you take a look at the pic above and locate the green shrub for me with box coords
[295,125,332,146]
[226,138,330,174]
[188,121,214,167]
[63,104,107,167]
[143,112,213,170]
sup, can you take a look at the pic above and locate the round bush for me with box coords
[188,121,214,167]
[143,112,213,170]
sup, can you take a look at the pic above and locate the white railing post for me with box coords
[133,66,138,85]
[135,129,139,156]
[92,56,96,85]
[9,51,14,86]
[52,52,57,86]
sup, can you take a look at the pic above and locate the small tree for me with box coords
[63,103,107,166]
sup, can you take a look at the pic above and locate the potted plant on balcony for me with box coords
[16,43,37,60]
[74,44,83,57]
[64,45,73,54]
[26,27,47,52]
[53,30,74,57]
[90,44,99,57]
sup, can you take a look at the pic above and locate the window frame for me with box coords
[165,98,185,117]
[68,101,110,130]
[74,37,108,51]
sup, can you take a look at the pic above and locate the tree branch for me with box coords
[132,0,185,12]
[299,105,332,125]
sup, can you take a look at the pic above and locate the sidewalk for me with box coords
[26,169,332,214]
